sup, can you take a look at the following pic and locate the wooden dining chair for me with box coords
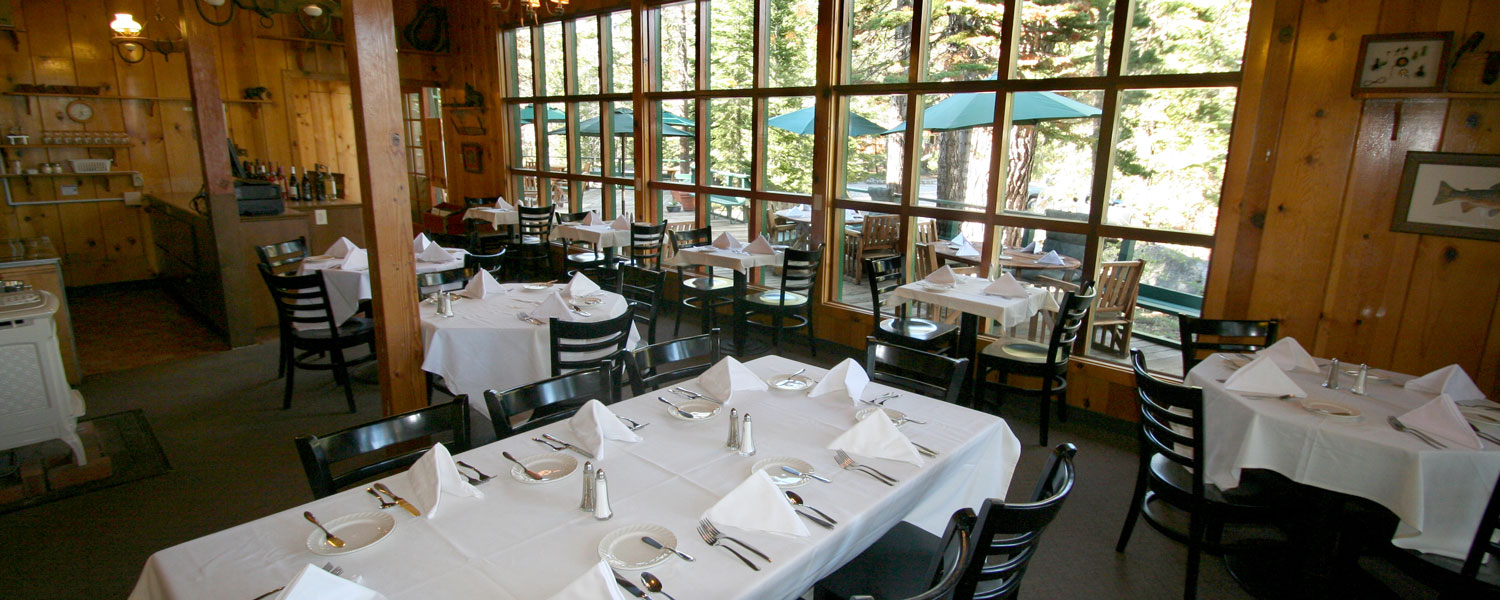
[511,204,555,280]
[483,363,619,437]
[294,396,471,499]
[817,508,977,600]
[669,226,735,337]
[742,244,824,356]
[258,263,376,413]
[548,308,635,377]
[617,264,666,345]
[844,214,900,283]
[864,338,968,404]
[1178,315,1279,372]
[625,329,721,396]
[416,267,468,298]
[864,256,958,355]
[254,236,308,275]
[1089,259,1146,355]
[1117,350,1289,600]
[974,282,1096,446]
[623,220,668,270]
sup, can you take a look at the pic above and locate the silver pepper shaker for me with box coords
[593,469,612,520]
[437,292,454,317]
[1352,364,1369,395]
[738,414,756,457]
[579,461,595,512]
[726,407,740,450]
[1322,358,1341,390]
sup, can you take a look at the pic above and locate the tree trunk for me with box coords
[1003,124,1038,246]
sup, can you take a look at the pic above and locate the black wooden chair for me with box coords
[623,220,668,270]
[864,337,968,404]
[463,248,506,281]
[294,395,471,499]
[742,244,824,356]
[670,226,735,337]
[1117,350,1288,600]
[510,204,555,280]
[1178,315,1279,372]
[557,210,611,280]
[816,443,1078,600]
[258,263,376,413]
[975,282,1096,446]
[548,307,635,377]
[483,363,619,437]
[626,329,721,396]
[254,236,308,275]
[618,264,665,345]
[864,256,958,355]
[416,267,469,298]
[825,509,978,600]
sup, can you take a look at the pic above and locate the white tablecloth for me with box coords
[462,207,520,227]
[420,283,641,418]
[297,249,467,330]
[1186,356,1500,559]
[554,224,631,248]
[665,247,782,273]
[130,356,1022,600]
[890,276,1056,330]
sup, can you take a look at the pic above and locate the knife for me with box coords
[542,433,595,459]
[782,465,832,483]
[611,570,651,599]
[372,482,422,517]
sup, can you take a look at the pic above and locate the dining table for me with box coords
[298,247,467,330]
[664,246,783,356]
[128,355,1023,600]
[461,206,520,228]
[933,244,1083,273]
[419,283,640,418]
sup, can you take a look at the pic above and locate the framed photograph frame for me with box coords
[460,143,484,174]
[1353,31,1452,95]
[1391,151,1500,242]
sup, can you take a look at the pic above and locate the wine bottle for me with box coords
[288,167,300,202]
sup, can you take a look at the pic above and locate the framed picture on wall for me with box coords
[461,143,484,174]
[1353,31,1452,95]
[1391,151,1500,242]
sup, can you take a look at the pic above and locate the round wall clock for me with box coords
[65,100,94,123]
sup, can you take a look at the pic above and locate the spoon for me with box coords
[502,451,544,480]
[303,511,345,548]
[640,572,678,600]
[641,536,695,561]
[785,491,838,524]
[657,396,697,419]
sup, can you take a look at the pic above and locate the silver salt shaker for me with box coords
[1352,364,1369,396]
[1322,358,1341,390]
[738,414,756,457]
[579,461,595,512]
[593,469,613,520]
[437,292,454,317]
[726,407,740,450]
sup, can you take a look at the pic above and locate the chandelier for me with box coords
[193,0,341,36]
[108,2,185,64]
[492,0,571,25]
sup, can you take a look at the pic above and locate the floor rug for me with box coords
[0,410,171,515]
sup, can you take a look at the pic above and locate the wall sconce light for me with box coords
[109,3,185,65]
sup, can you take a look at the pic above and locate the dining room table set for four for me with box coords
[664,232,783,354]
[462,198,521,228]
[552,210,636,250]
[130,355,1023,600]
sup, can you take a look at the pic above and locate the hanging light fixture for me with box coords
[193,0,340,36]
[109,1,185,64]
[492,0,570,25]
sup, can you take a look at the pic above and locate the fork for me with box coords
[834,449,898,485]
[697,522,759,571]
[533,437,567,451]
[516,312,544,326]
[1470,422,1500,445]
[699,519,771,563]
[617,414,648,431]
[456,460,493,482]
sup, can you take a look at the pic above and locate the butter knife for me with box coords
[372,482,421,516]
[542,433,595,459]
[782,465,832,483]
[612,571,651,599]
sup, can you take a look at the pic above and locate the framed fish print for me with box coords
[1392,152,1500,242]
[1353,32,1452,95]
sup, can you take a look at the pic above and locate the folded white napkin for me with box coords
[1405,364,1487,402]
[494,197,513,211]
[1018,240,1041,253]
[950,233,968,247]
[954,237,980,258]
[809,358,870,406]
[1254,337,1320,373]
[567,400,643,460]
[1037,250,1065,265]
[324,237,358,259]
[697,356,768,403]
[609,214,631,230]
[405,443,483,519]
[924,265,958,285]
[459,270,504,299]
[745,235,776,255]
[1400,394,1483,449]
[413,233,431,253]
[529,291,576,322]
[273,563,386,600]
[338,248,368,271]
[1223,355,1307,398]
[985,274,1028,297]
[545,561,630,600]
[582,211,602,226]
[702,470,809,537]
[418,243,454,264]
[565,272,601,298]
[827,409,923,466]
[712,232,740,250]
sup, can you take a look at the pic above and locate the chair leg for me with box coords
[1115,465,1149,552]
[277,337,290,379]
[1057,377,1070,423]
[771,313,783,354]
[805,309,816,357]
[282,357,296,410]
[1039,378,1053,446]
[1184,512,1205,600]
[673,293,685,337]
[332,348,356,414]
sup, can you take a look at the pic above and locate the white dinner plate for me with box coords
[918,282,954,292]
[856,407,908,427]
[665,398,721,421]
[305,511,396,556]
[751,457,816,488]
[523,283,554,291]
[509,453,579,484]
[769,374,815,392]
[598,524,676,570]
[1300,399,1361,421]
[571,295,604,305]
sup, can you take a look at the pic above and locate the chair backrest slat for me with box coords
[953,443,1078,600]
[1178,315,1279,372]
[863,256,906,320]
[464,249,506,280]
[548,308,636,376]
[255,236,309,274]
[294,396,471,498]
[627,330,722,395]
[258,263,348,333]
[483,364,619,437]
[1131,350,1206,492]
[865,337,968,404]
[628,221,668,269]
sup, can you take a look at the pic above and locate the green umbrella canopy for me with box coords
[548,109,694,137]
[767,106,887,136]
[882,91,1102,133]
[659,110,695,127]
[517,104,566,124]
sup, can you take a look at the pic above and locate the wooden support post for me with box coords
[183,7,254,348]
[343,0,426,415]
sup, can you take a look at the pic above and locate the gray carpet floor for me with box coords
[0,312,1441,599]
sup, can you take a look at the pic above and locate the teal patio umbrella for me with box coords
[518,104,565,124]
[768,106,886,136]
[660,110,695,127]
[882,91,1101,133]
[548,109,695,138]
